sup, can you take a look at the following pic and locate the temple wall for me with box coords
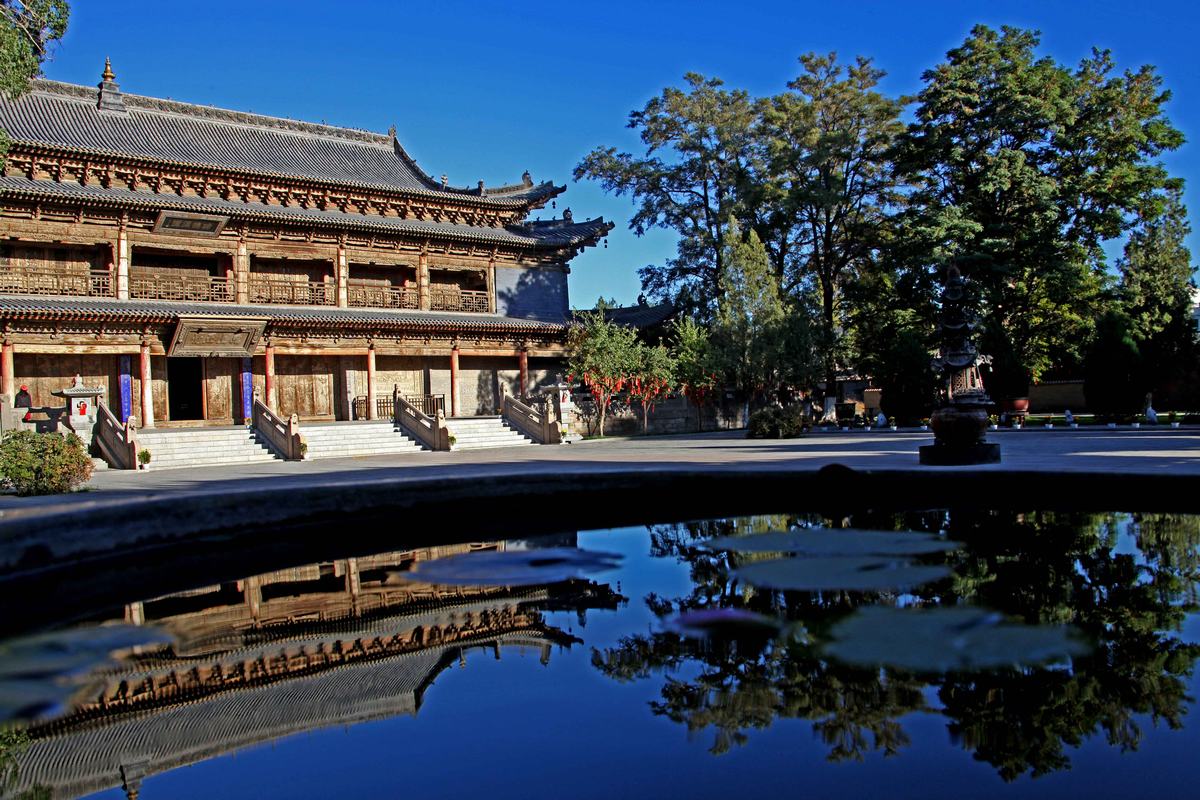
[493,265,568,321]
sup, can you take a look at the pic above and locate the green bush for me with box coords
[0,431,94,496]
[747,405,809,439]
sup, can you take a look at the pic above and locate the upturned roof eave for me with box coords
[9,138,565,211]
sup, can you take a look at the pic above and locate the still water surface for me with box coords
[3,510,1199,799]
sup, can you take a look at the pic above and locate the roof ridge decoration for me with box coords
[96,58,125,114]
[22,78,561,201]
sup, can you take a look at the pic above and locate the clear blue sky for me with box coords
[41,0,1200,307]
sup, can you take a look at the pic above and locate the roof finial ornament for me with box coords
[388,124,396,140]
[522,170,532,187]
[478,179,485,196]
[563,207,573,223]
[97,57,126,114]
[441,174,448,189]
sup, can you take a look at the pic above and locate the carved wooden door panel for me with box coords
[204,357,235,421]
[277,356,335,420]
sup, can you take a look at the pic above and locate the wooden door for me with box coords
[276,355,335,420]
[203,357,237,422]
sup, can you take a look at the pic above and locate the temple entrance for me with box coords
[167,357,204,421]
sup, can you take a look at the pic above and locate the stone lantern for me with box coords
[52,374,106,447]
[919,265,1001,465]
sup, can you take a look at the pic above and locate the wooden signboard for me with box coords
[167,316,269,358]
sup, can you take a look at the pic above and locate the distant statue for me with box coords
[1064,409,1075,426]
[1146,405,1158,425]
[876,410,888,428]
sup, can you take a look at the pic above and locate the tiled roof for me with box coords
[0,79,559,206]
[572,302,676,329]
[0,295,567,334]
[0,176,613,250]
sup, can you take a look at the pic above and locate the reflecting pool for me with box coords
[3,511,1199,799]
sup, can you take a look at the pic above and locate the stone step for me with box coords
[451,440,534,451]
[131,425,283,470]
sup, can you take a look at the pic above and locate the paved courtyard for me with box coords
[4,427,1198,514]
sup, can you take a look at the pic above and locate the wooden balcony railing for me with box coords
[430,287,491,313]
[346,281,419,310]
[0,266,113,298]
[130,273,233,303]
[249,276,336,306]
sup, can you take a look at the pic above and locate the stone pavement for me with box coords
[4,427,1198,514]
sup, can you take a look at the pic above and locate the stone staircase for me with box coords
[446,416,533,451]
[135,427,281,470]
[301,421,424,459]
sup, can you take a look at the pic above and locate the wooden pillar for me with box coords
[115,221,130,299]
[336,244,349,308]
[1,341,12,405]
[418,249,430,310]
[139,340,155,428]
[264,343,276,412]
[487,257,496,314]
[518,348,528,400]
[366,346,377,420]
[234,240,249,304]
[449,346,460,417]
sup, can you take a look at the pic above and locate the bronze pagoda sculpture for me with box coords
[919,264,1001,465]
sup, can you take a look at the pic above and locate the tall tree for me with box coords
[897,25,1184,394]
[0,0,69,158]
[1118,188,1194,343]
[712,221,784,396]
[574,74,757,315]
[759,53,906,394]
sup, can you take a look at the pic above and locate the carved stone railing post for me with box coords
[251,389,305,460]
[394,386,450,451]
[499,383,560,445]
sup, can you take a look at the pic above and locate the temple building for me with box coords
[0,61,611,445]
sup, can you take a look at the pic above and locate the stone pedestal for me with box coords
[919,405,1000,465]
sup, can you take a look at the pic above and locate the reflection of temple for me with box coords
[14,540,622,799]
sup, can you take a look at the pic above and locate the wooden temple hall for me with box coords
[0,61,610,461]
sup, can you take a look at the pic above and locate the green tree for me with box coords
[574,74,757,315]
[567,306,640,437]
[1116,189,1198,405]
[670,316,718,430]
[897,25,1183,392]
[0,1,69,159]
[629,342,675,434]
[1082,310,1145,419]
[759,53,906,394]
[712,221,784,397]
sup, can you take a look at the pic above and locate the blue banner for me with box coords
[118,354,132,423]
[241,357,253,422]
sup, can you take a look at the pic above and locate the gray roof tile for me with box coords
[0,295,567,333]
[0,80,559,206]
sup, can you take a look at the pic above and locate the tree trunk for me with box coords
[642,401,650,435]
[821,277,838,400]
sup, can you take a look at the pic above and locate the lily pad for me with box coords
[704,528,959,556]
[823,606,1090,672]
[664,608,790,640]
[733,556,952,592]
[399,547,623,587]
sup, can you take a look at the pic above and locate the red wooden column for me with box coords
[1,340,14,404]
[139,341,155,428]
[449,346,460,417]
[518,348,529,400]
[264,343,276,412]
[366,346,377,420]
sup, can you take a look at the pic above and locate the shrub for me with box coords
[747,405,809,439]
[0,431,94,496]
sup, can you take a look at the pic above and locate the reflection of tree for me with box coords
[597,511,1200,778]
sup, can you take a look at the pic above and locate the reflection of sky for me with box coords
[78,520,1200,800]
